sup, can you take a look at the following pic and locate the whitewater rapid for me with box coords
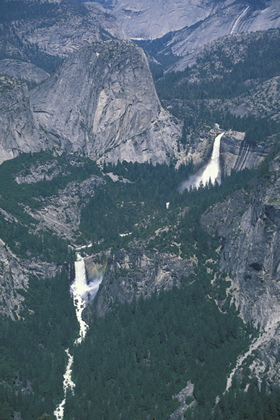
[179,132,224,191]
[54,253,103,420]
[53,349,75,420]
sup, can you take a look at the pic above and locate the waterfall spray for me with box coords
[179,132,224,191]
[54,253,104,419]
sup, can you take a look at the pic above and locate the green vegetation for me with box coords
[0,1,65,72]
[176,109,280,145]
[211,379,280,420]
[156,29,280,102]
[0,270,78,420]
[0,75,22,93]
[0,21,280,418]
[0,150,101,262]
[66,270,251,419]
[80,161,193,249]
[80,160,256,257]
[154,29,280,143]
[0,140,279,418]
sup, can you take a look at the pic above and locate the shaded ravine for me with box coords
[179,132,224,191]
[54,254,103,419]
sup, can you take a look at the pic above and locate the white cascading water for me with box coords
[54,253,103,420]
[53,349,75,420]
[230,6,250,34]
[179,132,224,191]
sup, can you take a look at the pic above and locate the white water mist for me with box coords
[179,132,224,191]
[54,253,103,419]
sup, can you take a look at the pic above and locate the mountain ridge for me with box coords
[1,0,280,418]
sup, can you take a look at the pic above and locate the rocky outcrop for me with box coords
[201,165,280,329]
[91,248,194,317]
[0,238,58,319]
[170,381,195,420]
[0,59,49,84]
[97,0,213,40]
[178,129,216,169]
[96,0,280,70]
[178,128,268,177]
[201,153,280,385]
[27,175,105,244]
[30,40,181,165]
[223,76,280,122]
[220,130,270,176]
[0,83,48,163]
[0,0,126,64]
[97,0,280,42]
[157,0,280,72]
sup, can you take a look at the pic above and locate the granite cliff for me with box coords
[201,152,280,388]
[93,0,280,75]
[0,81,48,163]
[30,40,181,165]
[93,0,280,43]
[87,248,195,317]
[0,0,126,65]
[0,0,280,417]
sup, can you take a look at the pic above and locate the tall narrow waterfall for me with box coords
[54,253,103,420]
[179,132,224,191]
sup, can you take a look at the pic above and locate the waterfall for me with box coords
[179,132,224,191]
[230,6,250,35]
[71,254,103,344]
[54,253,103,420]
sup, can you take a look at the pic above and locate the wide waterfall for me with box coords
[54,253,103,420]
[71,254,103,344]
[179,132,224,191]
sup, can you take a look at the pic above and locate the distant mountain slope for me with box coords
[163,0,280,71]
[0,59,49,84]
[101,0,280,75]
[85,0,280,55]
[0,0,126,71]
[155,29,280,133]
[0,0,182,166]
[91,0,214,40]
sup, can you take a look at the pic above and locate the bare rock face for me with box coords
[27,175,105,244]
[0,238,58,319]
[223,76,280,123]
[158,0,280,72]
[201,168,280,330]
[201,154,280,385]
[99,0,214,40]
[220,131,270,176]
[90,248,194,317]
[0,0,127,64]
[179,129,268,177]
[30,40,181,165]
[0,59,49,84]
[0,82,48,164]
[95,0,280,62]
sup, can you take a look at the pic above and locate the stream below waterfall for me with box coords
[179,132,224,192]
[54,253,103,420]
[54,132,224,418]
